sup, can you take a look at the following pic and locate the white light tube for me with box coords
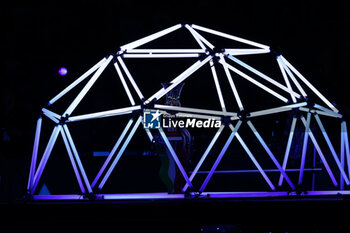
[220,55,244,110]
[27,117,42,191]
[280,55,339,113]
[342,121,350,178]
[122,53,200,58]
[300,116,338,186]
[277,56,307,98]
[146,55,212,103]
[341,122,345,189]
[130,53,201,58]
[249,102,307,118]
[155,104,237,117]
[228,55,300,99]
[31,125,61,193]
[63,125,93,193]
[175,112,222,121]
[219,59,289,103]
[200,121,241,192]
[314,114,350,184]
[91,118,134,188]
[120,24,182,50]
[158,127,193,188]
[224,48,270,56]
[183,125,225,192]
[60,126,86,193]
[192,24,270,50]
[41,108,60,124]
[113,61,135,105]
[64,55,113,116]
[298,112,311,185]
[144,128,153,142]
[232,130,275,191]
[209,60,226,112]
[42,108,60,119]
[126,49,206,53]
[314,104,342,118]
[48,57,107,105]
[117,56,144,101]
[278,117,297,186]
[68,105,140,122]
[184,24,207,50]
[185,25,215,50]
[247,120,295,190]
[99,117,142,190]
[277,57,297,103]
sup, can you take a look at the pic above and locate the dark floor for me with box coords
[1,196,350,233]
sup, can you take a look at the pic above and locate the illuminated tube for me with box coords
[209,60,226,112]
[103,193,184,200]
[249,102,307,118]
[314,114,350,185]
[298,112,311,185]
[277,57,297,102]
[224,49,270,56]
[158,127,193,188]
[280,55,339,113]
[60,126,86,193]
[122,54,200,58]
[41,108,60,124]
[175,112,222,121]
[277,56,307,98]
[220,55,244,110]
[314,104,342,118]
[247,120,295,190]
[42,108,61,119]
[120,24,182,51]
[192,24,270,50]
[117,56,145,101]
[98,117,143,190]
[146,56,212,103]
[113,61,135,105]
[155,104,237,117]
[278,117,297,186]
[126,49,206,53]
[234,131,275,191]
[342,121,350,177]
[63,125,93,193]
[227,55,300,99]
[300,116,338,186]
[185,24,215,50]
[91,118,134,188]
[68,106,140,122]
[219,59,289,103]
[341,122,345,189]
[184,24,207,50]
[183,124,225,192]
[48,57,107,105]
[27,117,42,191]
[200,121,242,192]
[31,125,61,193]
[144,128,153,142]
[64,55,113,116]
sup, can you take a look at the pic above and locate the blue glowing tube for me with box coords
[91,118,134,188]
[200,121,241,192]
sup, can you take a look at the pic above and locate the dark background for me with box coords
[0,1,350,231]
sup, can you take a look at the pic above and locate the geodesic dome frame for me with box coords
[27,24,350,200]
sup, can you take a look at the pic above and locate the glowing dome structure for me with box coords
[27,24,350,200]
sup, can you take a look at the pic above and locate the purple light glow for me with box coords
[58,67,68,76]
